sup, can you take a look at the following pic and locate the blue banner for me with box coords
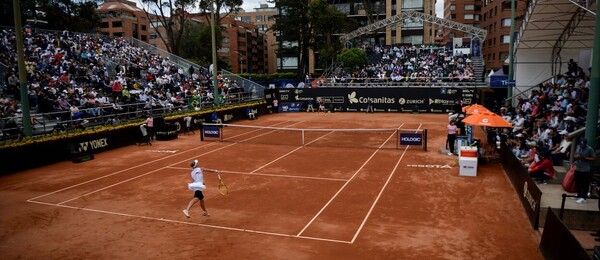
[203,126,221,138]
[279,102,303,112]
[490,76,515,88]
[400,133,423,146]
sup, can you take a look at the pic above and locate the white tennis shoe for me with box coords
[202,211,210,216]
[182,209,190,218]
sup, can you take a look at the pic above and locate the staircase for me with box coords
[471,56,485,82]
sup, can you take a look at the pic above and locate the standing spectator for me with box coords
[272,98,279,113]
[306,100,315,112]
[146,114,154,141]
[317,98,326,115]
[366,99,374,113]
[447,120,458,156]
[573,138,596,203]
[7,72,19,101]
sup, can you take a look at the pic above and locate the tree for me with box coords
[197,0,242,26]
[337,48,368,70]
[140,0,242,56]
[139,0,196,55]
[270,0,355,79]
[180,22,225,67]
[1,0,100,33]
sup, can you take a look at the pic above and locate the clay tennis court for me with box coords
[0,113,542,259]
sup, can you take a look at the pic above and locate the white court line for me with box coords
[27,120,293,202]
[350,123,423,243]
[27,200,351,244]
[167,167,348,182]
[248,130,336,174]
[28,120,418,244]
[52,121,307,205]
[296,123,405,237]
[55,142,241,205]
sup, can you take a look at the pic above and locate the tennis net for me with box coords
[202,123,427,150]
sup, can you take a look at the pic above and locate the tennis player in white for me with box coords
[183,159,219,218]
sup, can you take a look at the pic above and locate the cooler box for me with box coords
[459,157,478,177]
[459,146,478,158]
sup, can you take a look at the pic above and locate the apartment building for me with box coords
[188,14,269,75]
[331,0,436,46]
[442,0,527,70]
[274,0,436,74]
[235,4,278,74]
[97,0,149,41]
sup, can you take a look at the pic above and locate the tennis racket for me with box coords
[217,172,229,196]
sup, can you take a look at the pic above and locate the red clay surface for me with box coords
[0,112,543,259]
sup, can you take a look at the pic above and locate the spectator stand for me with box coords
[0,28,265,142]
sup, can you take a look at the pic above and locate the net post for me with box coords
[302,129,305,146]
[396,129,399,150]
[220,124,224,142]
[423,129,428,151]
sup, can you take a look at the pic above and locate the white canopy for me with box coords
[514,0,596,90]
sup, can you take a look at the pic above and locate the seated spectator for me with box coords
[528,151,555,184]
[211,112,222,124]
[550,133,571,165]
[246,107,256,120]
[521,144,539,167]
[70,105,84,119]
[511,111,526,134]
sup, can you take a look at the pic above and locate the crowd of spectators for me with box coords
[327,43,476,85]
[490,59,593,183]
[0,28,249,140]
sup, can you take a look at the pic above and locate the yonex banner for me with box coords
[279,102,303,112]
[203,126,221,138]
[400,133,423,145]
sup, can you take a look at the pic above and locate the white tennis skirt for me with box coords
[188,182,206,191]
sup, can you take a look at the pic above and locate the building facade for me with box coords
[235,4,278,74]
[442,0,527,70]
[480,0,527,70]
[97,0,149,41]
[189,14,269,75]
[331,0,437,46]
[274,0,437,75]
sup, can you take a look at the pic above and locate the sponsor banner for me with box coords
[279,102,303,112]
[203,126,221,138]
[499,141,542,229]
[75,137,109,153]
[489,76,514,88]
[278,88,472,112]
[399,133,423,145]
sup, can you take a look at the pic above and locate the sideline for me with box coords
[296,123,407,236]
[167,167,348,182]
[26,120,294,203]
[351,123,423,243]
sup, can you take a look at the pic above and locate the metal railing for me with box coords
[504,75,556,106]
[0,92,259,141]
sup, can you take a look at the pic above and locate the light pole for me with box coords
[232,50,244,74]
[240,56,244,74]
[13,0,32,136]
[210,0,219,105]
[507,0,515,106]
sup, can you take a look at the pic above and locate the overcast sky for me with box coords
[240,1,444,18]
